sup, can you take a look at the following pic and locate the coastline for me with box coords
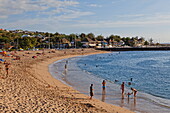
[0,49,134,113]
[58,52,170,113]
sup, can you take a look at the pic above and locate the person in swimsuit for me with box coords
[5,62,10,75]
[102,80,106,90]
[131,88,138,97]
[90,84,94,99]
[121,82,125,95]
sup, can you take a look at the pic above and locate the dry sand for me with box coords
[0,48,134,113]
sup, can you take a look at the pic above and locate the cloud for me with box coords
[116,14,145,18]
[111,0,127,4]
[70,13,170,29]
[0,0,79,18]
[2,12,170,32]
[0,10,94,31]
[0,15,8,19]
[56,11,94,20]
[88,4,102,7]
[38,0,79,7]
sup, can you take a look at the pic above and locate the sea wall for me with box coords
[96,47,170,51]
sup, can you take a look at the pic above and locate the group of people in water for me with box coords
[90,79,138,100]
[63,60,138,100]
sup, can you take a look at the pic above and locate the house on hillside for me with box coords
[129,38,145,47]
[108,39,124,47]
[21,35,32,38]
[71,38,82,48]
[137,38,145,47]
[81,37,99,48]
[35,34,46,40]
[56,38,71,48]
[96,39,108,48]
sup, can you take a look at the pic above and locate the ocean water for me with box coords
[49,51,170,113]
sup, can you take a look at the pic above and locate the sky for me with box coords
[1,0,170,43]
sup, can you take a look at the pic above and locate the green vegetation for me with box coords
[0,29,153,50]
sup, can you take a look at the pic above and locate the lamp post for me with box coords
[17,38,19,50]
[48,34,50,49]
[75,35,76,49]
[75,34,79,48]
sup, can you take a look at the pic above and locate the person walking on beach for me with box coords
[90,84,94,99]
[5,62,10,76]
[121,82,125,95]
[102,80,106,90]
[131,88,138,97]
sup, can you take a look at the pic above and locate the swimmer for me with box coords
[130,78,133,81]
[128,82,132,85]
[115,79,118,82]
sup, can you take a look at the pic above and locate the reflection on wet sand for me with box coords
[101,89,106,102]
[120,95,124,107]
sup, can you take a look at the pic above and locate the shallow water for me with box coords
[49,51,170,113]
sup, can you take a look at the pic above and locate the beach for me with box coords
[0,49,134,113]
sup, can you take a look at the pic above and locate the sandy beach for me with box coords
[0,48,134,113]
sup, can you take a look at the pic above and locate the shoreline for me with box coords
[55,52,170,113]
[0,49,134,113]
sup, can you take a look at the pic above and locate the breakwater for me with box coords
[96,47,170,51]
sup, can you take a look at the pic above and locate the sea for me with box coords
[49,51,170,113]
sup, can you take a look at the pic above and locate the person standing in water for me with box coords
[65,64,67,70]
[121,82,125,95]
[66,60,68,64]
[102,80,106,90]
[90,84,94,99]
[131,88,138,97]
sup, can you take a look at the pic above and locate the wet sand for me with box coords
[0,49,134,113]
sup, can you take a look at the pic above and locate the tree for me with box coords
[149,38,153,45]
[87,33,95,40]
[68,34,77,42]
[122,37,131,46]
[18,37,37,49]
[144,41,149,45]
[109,35,121,42]
[79,33,86,41]
[96,35,104,41]
[0,37,11,43]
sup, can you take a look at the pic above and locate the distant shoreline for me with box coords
[96,47,170,51]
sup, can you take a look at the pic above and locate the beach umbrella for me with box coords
[3,51,6,54]
[0,59,5,62]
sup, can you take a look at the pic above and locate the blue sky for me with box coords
[1,0,170,43]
